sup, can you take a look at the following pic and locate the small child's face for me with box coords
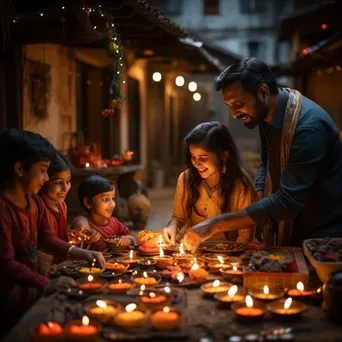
[20,160,50,194]
[43,169,71,203]
[89,188,116,219]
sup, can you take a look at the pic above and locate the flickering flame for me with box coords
[96,300,107,308]
[118,279,122,283]
[228,285,238,298]
[158,235,163,246]
[114,262,118,265]
[143,272,148,278]
[129,250,133,259]
[82,316,90,326]
[163,306,170,313]
[217,256,224,264]
[179,243,185,254]
[140,285,146,291]
[164,286,171,294]
[317,287,322,294]
[297,282,304,292]
[284,297,292,310]
[149,292,156,298]
[263,285,269,295]
[126,304,137,312]
[177,272,185,283]
[47,322,54,328]
[246,295,253,308]
[213,280,220,288]
[191,262,199,271]
[159,247,164,257]
[233,265,237,272]
[85,163,90,168]
[87,275,94,282]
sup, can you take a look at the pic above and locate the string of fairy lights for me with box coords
[11,3,124,112]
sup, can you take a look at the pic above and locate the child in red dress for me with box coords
[0,129,105,338]
[37,152,72,274]
[71,175,136,251]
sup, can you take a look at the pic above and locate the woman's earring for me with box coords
[222,165,227,174]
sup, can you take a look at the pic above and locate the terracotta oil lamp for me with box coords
[232,295,265,323]
[172,243,193,264]
[208,255,231,274]
[287,282,313,303]
[214,285,245,306]
[140,290,170,310]
[86,300,118,324]
[267,297,307,320]
[105,260,128,273]
[108,278,133,294]
[118,250,141,267]
[78,275,104,293]
[114,303,147,329]
[66,316,99,341]
[138,258,157,269]
[200,279,232,297]
[249,285,284,302]
[132,271,160,287]
[188,261,208,282]
[220,265,243,282]
[153,247,173,269]
[79,258,101,276]
[151,306,181,331]
[34,321,63,340]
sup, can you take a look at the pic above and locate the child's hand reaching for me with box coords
[116,236,134,247]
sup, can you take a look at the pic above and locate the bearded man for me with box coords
[184,58,342,251]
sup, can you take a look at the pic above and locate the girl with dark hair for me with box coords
[71,175,135,251]
[162,122,257,244]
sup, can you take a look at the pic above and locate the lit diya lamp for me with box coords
[208,256,231,274]
[153,247,173,269]
[66,316,99,341]
[118,250,141,267]
[132,271,161,287]
[85,300,118,324]
[188,260,208,281]
[105,260,128,273]
[172,243,193,264]
[33,321,63,341]
[202,253,231,264]
[180,257,205,271]
[249,285,284,302]
[267,297,307,320]
[140,290,170,310]
[78,275,104,293]
[232,295,265,323]
[108,278,133,294]
[220,265,243,283]
[138,258,157,269]
[79,259,102,276]
[115,303,147,329]
[151,306,181,331]
[214,285,245,306]
[287,281,314,303]
[200,279,232,297]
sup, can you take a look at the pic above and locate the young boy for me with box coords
[0,129,105,337]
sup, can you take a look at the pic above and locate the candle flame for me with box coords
[297,281,304,292]
[233,265,237,271]
[284,297,292,310]
[263,285,269,295]
[158,235,163,245]
[140,285,146,291]
[179,243,185,254]
[96,300,107,308]
[164,286,171,294]
[143,272,147,278]
[79,290,83,294]
[317,287,322,294]
[217,256,224,264]
[47,322,54,328]
[228,285,238,298]
[213,280,220,288]
[114,262,118,265]
[159,247,164,257]
[191,262,199,271]
[163,306,170,313]
[118,279,122,283]
[87,275,93,282]
[82,316,90,326]
[129,250,133,259]
[125,303,137,312]
[149,292,156,298]
[246,295,253,308]
[177,272,185,283]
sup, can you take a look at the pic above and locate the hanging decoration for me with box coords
[10,3,124,117]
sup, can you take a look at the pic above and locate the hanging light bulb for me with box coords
[193,93,201,101]
[152,72,162,82]
[188,81,197,92]
[175,76,185,87]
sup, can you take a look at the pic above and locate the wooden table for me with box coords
[3,285,342,342]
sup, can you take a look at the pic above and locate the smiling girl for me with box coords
[162,122,257,244]
[71,175,135,251]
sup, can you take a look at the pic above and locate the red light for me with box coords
[321,23,328,30]
[302,48,309,55]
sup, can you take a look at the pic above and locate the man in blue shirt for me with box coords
[183,58,342,249]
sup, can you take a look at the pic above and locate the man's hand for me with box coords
[69,247,106,269]
[162,225,177,244]
[45,276,76,294]
[183,229,204,252]
[116,236,133,247]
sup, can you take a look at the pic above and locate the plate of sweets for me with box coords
[198,240,246,255]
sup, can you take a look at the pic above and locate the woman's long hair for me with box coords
[184,121,249,218]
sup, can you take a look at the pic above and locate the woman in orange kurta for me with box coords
[162,122,258,244]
